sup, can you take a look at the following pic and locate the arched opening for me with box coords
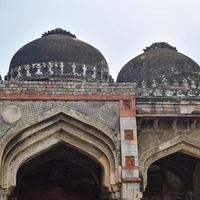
[143,152,199,200]
[0,110,120,199]
[12,145,103,200]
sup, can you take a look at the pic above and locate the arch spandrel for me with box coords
[2,114,116,169]
[0,105,116,150]
[0,106,116,164]
[0,107,120,193]
[139,135,200,189]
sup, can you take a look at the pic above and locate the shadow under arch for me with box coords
[193,159,200,200]
[139,135,200,189]
[15,143,104,200]
[0,107,120,198]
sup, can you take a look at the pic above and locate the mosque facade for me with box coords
[0,28,200,200]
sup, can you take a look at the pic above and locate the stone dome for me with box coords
[117,42,200,88]
[7,28,111,82]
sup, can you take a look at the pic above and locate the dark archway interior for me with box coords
[143,152,199,200]
[15,145,102,200]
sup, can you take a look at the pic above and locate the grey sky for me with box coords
[1,0,200,80]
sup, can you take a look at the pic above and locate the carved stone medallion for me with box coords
[2,105,21,124]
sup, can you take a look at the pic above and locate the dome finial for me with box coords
[143,42,177,52]
[42,28,76,38]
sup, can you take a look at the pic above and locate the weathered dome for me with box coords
[117,42,200,88]
[7,28,111,82]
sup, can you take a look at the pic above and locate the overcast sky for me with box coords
[1,0,200,80]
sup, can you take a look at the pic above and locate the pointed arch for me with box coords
[0,106,120,192]
[139,135,200,189]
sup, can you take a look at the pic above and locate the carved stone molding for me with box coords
[8,61,112,82]
[137,78,200,97]
[139,118,198,131]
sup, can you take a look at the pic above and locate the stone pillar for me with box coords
[110,190,121,200]
[101,187,121,200]
[0,189,8,200]
[100,188,112,200]
[119,98,142,200]
[187,190,193,200]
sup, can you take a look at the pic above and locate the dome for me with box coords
[7,28,111,82]
[117,42,200,87]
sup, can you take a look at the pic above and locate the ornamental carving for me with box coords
[8,62,111,82]
[137,78,200,97]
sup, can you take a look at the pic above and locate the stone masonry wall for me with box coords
[0,81,136,96]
